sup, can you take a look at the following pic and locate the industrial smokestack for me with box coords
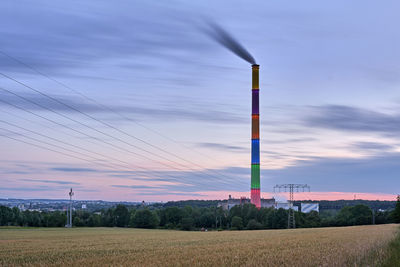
[251,64,261,208]
[202,21,260,208]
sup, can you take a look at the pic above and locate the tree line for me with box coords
[1,196,400,230]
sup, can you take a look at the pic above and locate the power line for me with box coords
[0,50,229,170]
[0,84,190,170]
[0,92,246,187]
[0,119,141,172]
[0,129,176,184]
[0,106,110,149]
[0,50,236,181]
[0,108,193,184]
[0,129,108,168]
[0,83,242,186]
[0,122,227,187]
[0,126,185,185]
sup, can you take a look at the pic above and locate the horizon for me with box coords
[1,191,398,203]
[1,0,400,202]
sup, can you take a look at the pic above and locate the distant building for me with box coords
[301,203,319,213]
[218,195,275,210]
[81,204,87,209]
[261,198,275,208]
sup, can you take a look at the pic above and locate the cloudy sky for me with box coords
[1,0,399,201]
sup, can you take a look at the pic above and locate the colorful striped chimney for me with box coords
[251,64,261,208]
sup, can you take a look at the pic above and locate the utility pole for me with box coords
[66,204,69,227]
[68,188,74,228]
[273,184,310,229]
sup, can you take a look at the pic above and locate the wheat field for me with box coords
[0,224,398,266]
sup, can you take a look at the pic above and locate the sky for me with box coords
[1,0,399,202]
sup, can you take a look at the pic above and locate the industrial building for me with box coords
[301,203,319,213]
[219,195,275,210]
[218,196,320,214]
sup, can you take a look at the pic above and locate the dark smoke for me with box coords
[204,21,256,65]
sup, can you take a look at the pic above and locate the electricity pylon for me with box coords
[273,184,310,229]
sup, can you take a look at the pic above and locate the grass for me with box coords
[0,224,398,266]
[382,227,400,267]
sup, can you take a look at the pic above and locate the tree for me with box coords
[73,216,83,227]
[181,217,194,231]
[231,216,243,230]
[246,219,262,230]
[88,214,102,227]
[198,211,214,228]
[270,209,288,229]
[336,206,354,226]
[132,209,159,229]
[114,205,129,227]
[336,205,372,226]
[0,206,12,226]
[102,208,115,227]
[129,210,136,228]
[352,205,372,225]
[302,211,321,228]
[393,195,400,223]
[165,207,183,227]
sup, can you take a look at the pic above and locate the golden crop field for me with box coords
[0,224,398,266]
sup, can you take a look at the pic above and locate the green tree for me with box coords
[101,208,115,227]
[198,211,214,228]
[246,219,262,230]
[231,216,243,230]
[393,195,400,223]
[270,209,288,229]
[336,205,372,226]
[352,205,372,225]
[88,214,102,227]
[73,216,83,226]
[181,217,194,231]
[165,207,183,227]
[0,206,12,226]
[128,210,137,228]
[114,204,129,227]
[336,206,354,226]
[298,211,321,228]
[132,209,159,229]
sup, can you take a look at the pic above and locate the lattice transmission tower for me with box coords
[273,184,310,229]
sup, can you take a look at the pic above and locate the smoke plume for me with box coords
[204,21,256,65]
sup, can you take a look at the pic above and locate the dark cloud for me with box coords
[112,185,206,197]
[0,91,245,124]
[305,105,400,135]
[262,153,400,194]
[110,168,248,192]
[112,185,162,190]
[5,151,400,196]
[20,179,80,185]
[1,186,58,192]
[50,167,98,173]
[107,152,400,194]
[0,1,209,74]
[351,142,394,151]
[135,192,205,197]
[196,142,248,152]
[265,137,317,144]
